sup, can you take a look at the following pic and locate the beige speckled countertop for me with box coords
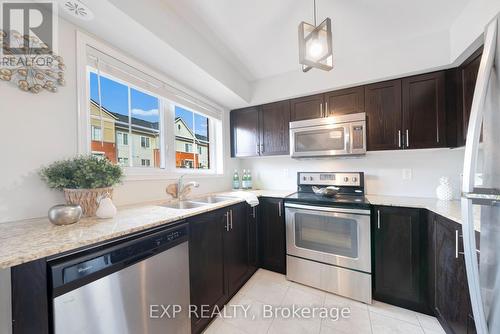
[1,189,479,270]
[0,190,295,270]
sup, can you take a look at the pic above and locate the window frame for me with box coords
[77,32,225,180]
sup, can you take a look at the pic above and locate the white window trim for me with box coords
[76,31,226,180]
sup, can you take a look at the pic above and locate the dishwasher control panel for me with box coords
[50,223,188,292]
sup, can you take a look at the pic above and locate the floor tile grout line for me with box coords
[367,306,375,334]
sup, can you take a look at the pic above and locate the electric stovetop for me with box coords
[284,171,371,210]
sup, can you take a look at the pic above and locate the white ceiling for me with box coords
[162,0,471,81]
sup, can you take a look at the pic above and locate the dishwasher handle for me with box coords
[50,223,188,293]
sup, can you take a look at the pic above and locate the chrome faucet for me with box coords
[178,175,199,200]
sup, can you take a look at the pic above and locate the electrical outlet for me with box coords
[402,169,412,180]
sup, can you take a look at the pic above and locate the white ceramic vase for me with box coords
[436,177,453,201]
[96,196,117,219]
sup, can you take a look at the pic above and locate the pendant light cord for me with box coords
[313,0,317,26]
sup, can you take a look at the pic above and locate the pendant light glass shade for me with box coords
[298,18,333,72]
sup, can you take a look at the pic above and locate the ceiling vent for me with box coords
[62,0,94,21]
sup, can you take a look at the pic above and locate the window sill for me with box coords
[123,167,225,181]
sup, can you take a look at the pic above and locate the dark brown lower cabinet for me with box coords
[259,197,286,274]
[372,206,430,314]
[247,204,260,270]
[189,202,254,333]
[224,203,250,295]
[189,208,228,334]
[433,214,476,334]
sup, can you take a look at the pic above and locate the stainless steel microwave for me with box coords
[289,112,366,158]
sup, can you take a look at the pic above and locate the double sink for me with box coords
[162,195,234,210]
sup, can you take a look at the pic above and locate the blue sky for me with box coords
[90,72,208,136]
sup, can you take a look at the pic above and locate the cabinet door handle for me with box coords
[377,210,381,229]
[225,212,230,232]
[398,130,402,148]
[278,202,282,217]
[257,143,260,155]
[456,230,465,258]
[252,207,256,218]
[320,103,323,117]
[406,129,409,148]
[325,101,328,117]
[230,209,233,230]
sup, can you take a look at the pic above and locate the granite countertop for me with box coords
[0,190,294,270]
[1,189,479,270]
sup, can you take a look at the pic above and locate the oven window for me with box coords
[295,127,346,152]
[294,212,358,258]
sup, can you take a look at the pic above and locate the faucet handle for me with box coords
[166,183,178,198]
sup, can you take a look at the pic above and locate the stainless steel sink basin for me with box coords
[162,201,208,209]
[191,195,234,204]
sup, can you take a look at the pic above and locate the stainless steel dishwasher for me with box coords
[49,223,190,334]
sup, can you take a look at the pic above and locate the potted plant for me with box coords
[40,155,123,217]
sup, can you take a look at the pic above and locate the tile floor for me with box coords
[203,269,445,334]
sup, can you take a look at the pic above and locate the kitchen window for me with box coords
[80,34,224,177]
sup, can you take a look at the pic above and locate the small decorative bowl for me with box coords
[48,204,83,226]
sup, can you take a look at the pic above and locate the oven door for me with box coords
[285,203,371,273]
[290,123,350,157]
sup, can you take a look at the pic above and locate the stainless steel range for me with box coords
[284,172,372,304]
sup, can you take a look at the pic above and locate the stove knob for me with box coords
[302,176,307,181]
[343,177,349,182]
[352,177,358,182]
[309,176,314,181]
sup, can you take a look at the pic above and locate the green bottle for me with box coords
[232,169,240,189]
[247,169,252,189]
[242,169,248,189]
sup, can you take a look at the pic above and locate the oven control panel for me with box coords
[297,172,362,187]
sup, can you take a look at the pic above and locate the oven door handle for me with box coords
[284,203,370,215]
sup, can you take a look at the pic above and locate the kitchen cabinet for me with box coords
[365,79,402,150]
[247,204,260,269]
[189,208,228,333]
[324,86,364,116]
[373,206,430,314]
[260,100,290,156]
[402,71,446,149]
[224,203,250,296]
[457,48,483,146]
[290,93,324,121]
[433,214,475,334]
[259,197,286,274]
[230,102,290,157]
[189,202,253,333]
[230,106,260,157]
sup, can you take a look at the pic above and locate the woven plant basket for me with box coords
[64,187,113,217]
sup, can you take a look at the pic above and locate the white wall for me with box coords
[450,0,500,63]
[241,148,465,199]
[0,18,238,224]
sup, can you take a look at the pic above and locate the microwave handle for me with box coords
[345,125,351,153]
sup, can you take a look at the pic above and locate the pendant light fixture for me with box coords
[298,0,333,72]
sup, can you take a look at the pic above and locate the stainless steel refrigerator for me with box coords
[461,15,500,334]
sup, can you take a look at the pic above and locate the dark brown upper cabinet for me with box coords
[230,102,290,157]
[260,100,290,156]
[325,86,364,116]
[459,48,483,146]
[290,94,324,121]
[365,80,402,151]
[402,72,446,149]
[230,106,260,157]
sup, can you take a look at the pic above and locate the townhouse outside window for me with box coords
[83,37,224,176]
